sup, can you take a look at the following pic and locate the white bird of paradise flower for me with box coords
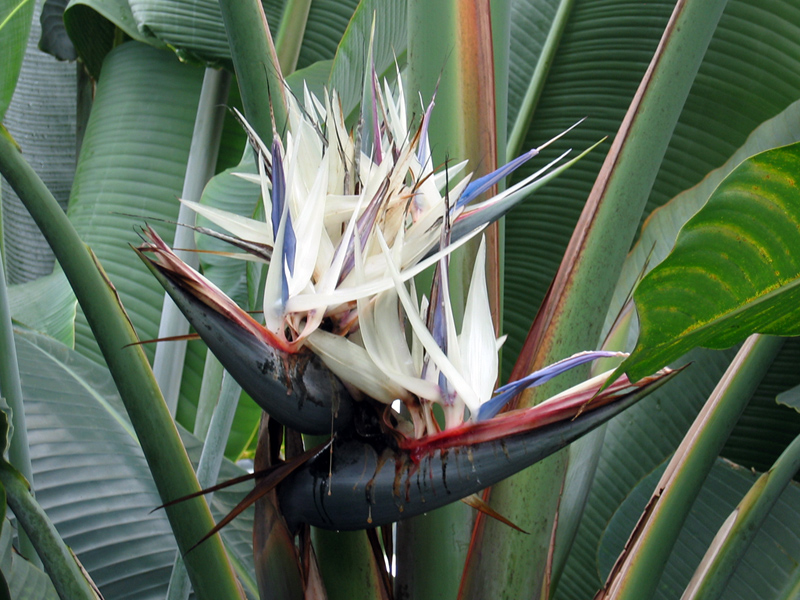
[160,67,618,438]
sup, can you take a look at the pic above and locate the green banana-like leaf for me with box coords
[682,428,800,600]
[0,395,99,599]
[722,339,800,474]
[506,0,572,157]
[124,0,283,64]
[606,98,800,340]
[597,458,800,600]
[553,347,739,600]
[66,41,213,430]
[16,328,258,599]
[0,0,34,120]
[603,96,800,477]
[501,0,672,376]
[502,0,800,379]
[113,0,357,70]
[619,142,800,382]
[556,98,800,598]
[777,380,800,413]
[39,0,76,60]
[63,0,161,77]
[2,0,76,285]
[328,0,407,125]
[8,269,76,346]
[0,513,58,600]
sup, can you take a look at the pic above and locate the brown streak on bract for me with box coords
[593,487,665,600]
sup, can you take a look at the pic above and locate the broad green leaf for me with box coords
[288,59,332,101]
[0,397,98,599]
[328,0,407,125]
[557,97,800,598]
[501,0,673,377]
[8,269,75,347]
[0,0,34,121]
[2,0,76,285]
[39,0,76,60]
[620,142,800,382]
[603,98,800,477]
[66,41,210,431]
[606,97,800,340]
[0,516,58,600]
[597,458,800,600]
[124,0,356,69]
[598,335,783,600]
[63,0,161,77]
[506,0,572,156]
[553,347,738,600]
[503,0,800,380]
[682,429,800,600]
[723,338,800,474]
[295,0,359,70]
[125,0,283,64]
[777,381,800,413]
[15,328,258,599]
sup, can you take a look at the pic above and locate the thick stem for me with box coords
[0,129,244,600]
[0,246,38,564]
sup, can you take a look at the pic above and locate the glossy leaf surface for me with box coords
[621,142,800,382]
[0,0,34,120]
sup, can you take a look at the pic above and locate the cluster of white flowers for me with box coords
[184,73,577,435]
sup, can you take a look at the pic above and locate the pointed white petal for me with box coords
[180,199,274,246]
[458,237,498,407]
[375,230,482,413]
[305,330,410,403]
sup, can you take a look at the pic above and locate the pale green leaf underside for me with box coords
[0,521,58,600]
[17,328,257,599]
[777,382,800,414]
[8,269,76,347]
[65,42,209,430]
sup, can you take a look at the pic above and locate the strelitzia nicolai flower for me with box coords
[139,66,677,534]
[166,70,605,435]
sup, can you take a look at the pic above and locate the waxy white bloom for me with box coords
[184,72,592,434]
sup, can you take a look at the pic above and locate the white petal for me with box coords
[305,330,410,403]
[180,199,273,246]
[375,230,481,413]
[285,222,487,313]
[458,237,498,406]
